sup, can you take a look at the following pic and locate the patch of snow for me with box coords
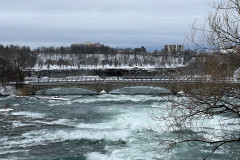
[99,90,107,94]
[177,90,184,95]
[0,86,16,96]
[220,49,237,54]
[28,53,187,71]
[233,67,240,79]
[30,64,185,71]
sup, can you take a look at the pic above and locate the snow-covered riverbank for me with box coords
[0,86,16,96]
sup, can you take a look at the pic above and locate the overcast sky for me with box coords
[0,0,214,50]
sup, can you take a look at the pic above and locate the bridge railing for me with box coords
[23,77,240,84]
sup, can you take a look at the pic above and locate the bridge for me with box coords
[17,77,240,95]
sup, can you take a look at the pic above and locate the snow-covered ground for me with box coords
[0,86,16,96]
[31,53,187,71]
[234,67,240,79]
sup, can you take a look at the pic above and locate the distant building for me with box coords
[164,44,184,54]
[71,42,107,54]
[134,46,146,53]
[71,42,104,48]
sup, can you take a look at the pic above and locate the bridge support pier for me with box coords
[17,85,34,96]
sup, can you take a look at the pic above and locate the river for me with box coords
[0,87,239,160]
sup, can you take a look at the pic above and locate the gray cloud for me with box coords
[0,0,214,50]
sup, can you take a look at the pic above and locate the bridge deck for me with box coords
[14,77,239,95]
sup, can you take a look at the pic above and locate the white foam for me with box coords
[194,115,240,141]
[11,111,45,118]
[0,137,8,143]
[151,103,162,108]
[86,145,164,160]
[48,101,72,106]
[86,152,110,160]
[34,118,75,126]
[1,107,155,149]
[72,94,164,104]
[1,128,132,149]
[0,108,14,112]
[0,149,29,155]
[12,121,30,128]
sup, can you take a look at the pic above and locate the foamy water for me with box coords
[0,88,239,160]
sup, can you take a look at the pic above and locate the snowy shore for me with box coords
[0,86,16,96]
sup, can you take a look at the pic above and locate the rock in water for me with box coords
[99,90,107,94]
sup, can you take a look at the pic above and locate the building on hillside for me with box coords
[71,42,104,48]
[134,46,146,53]
[71,42,106,54]
[164,44,184,54]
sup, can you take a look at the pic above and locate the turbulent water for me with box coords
[0,87,239,160]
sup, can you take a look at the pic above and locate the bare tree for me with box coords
[151,54,240,159]
[0,45,36,87]
[188,0,240,53]
[152,0,240,159]
[0,57,14,86]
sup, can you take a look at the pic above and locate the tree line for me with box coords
[0,44,195,86]
[33,45,190,55]
[0,45,37,87]
[36,52,186,70]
